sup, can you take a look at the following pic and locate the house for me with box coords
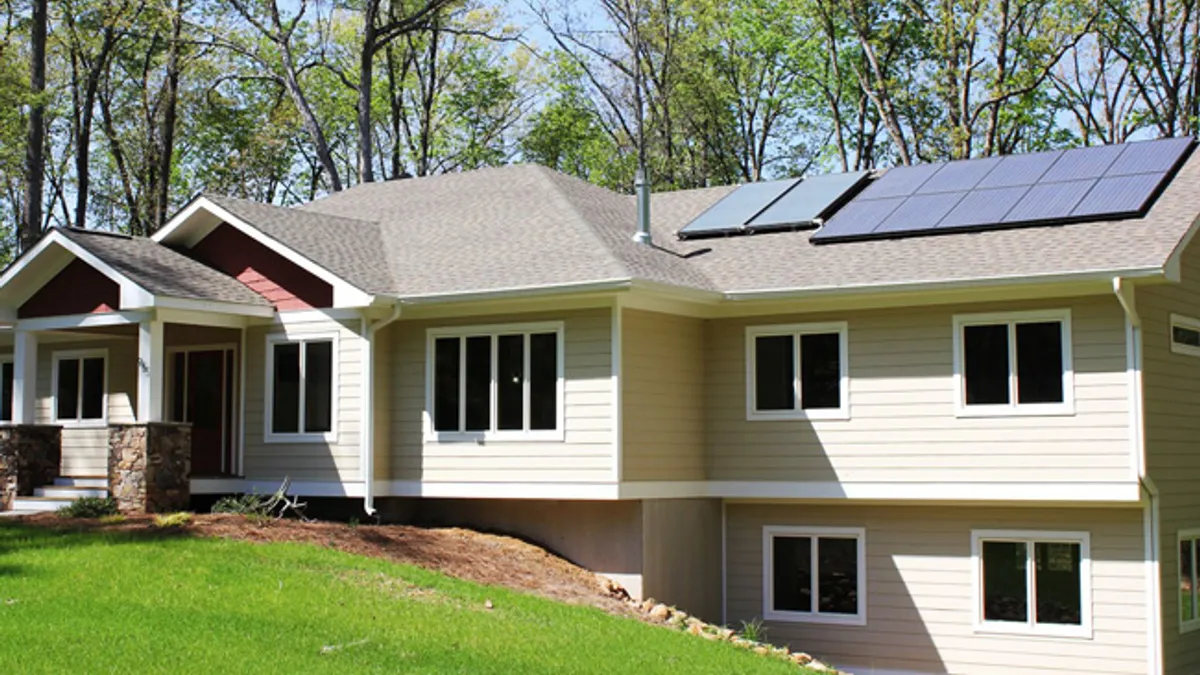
[0,136,1198,675]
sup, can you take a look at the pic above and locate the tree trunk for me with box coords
[357,0,379,183]
[153,0,184,232]
[22,0,48,250]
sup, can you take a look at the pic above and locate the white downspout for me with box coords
[1114,276,1162,675]
[361,303,402,517]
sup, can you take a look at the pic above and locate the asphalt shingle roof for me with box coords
[58,227,270,306]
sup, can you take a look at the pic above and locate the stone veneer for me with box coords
[108,423,191,513]
[0,425,62,510]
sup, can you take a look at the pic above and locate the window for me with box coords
[1180,530,1200,632]
[427,322,563,439]
[953,310,1073,416]
[1171,315,1200,357]
[266,335,336,441]
[52,351,106,425]
[763,526,865,625]
[746,323,848,420]
[0,358,11,422]
[972,530,1091,638]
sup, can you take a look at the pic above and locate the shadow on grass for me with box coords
[0,519,196,558]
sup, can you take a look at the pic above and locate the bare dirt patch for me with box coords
[18,513,635,616]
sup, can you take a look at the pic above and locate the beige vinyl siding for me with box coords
[621,308,705,482]
[707,297,1132,485]
[386,308,613,483]
[242,318,364,483]
[36,337,137,476]
[372,321,392,488]
[726,503,1147,675]
[1139,236,1200,675]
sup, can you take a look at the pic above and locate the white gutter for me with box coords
[1114,276,1162,675]
[361,303,402,516]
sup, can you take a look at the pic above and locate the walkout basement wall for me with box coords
[725,503,1147,675]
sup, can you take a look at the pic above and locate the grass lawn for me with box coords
[0,520,806,674]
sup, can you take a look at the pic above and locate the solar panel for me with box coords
[746,170,870,230]
[677,178,798,237]
[811,136,1195,244]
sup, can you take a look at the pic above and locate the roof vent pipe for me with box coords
[633,168,652,245]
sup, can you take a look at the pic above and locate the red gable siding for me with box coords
[187,224,333,310]
[19,258,120,318]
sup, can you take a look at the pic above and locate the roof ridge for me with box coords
[58,226,135,240]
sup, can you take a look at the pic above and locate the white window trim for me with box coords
[1169,314,1200,358]
[1178,528,1200,634]
[51,349,108,428]
[745,322,850,421]
[264,332,339,444]
[952,309,1075,417]
[0,355,11,423]
[424,321,566,443]
[971,529,1092,639]
[761,525,867,626]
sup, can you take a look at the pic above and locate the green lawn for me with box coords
[0,520,804,674]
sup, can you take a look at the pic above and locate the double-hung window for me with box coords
[763,526,865,625]
[428,322,563,440]
[746,323,848,420]
[52,351,106,425]
[1171,315,1200,357]
[972,530,1091,638]
[954,310,1073,416]
[1180,529,1200,632]
[266,335,336,441]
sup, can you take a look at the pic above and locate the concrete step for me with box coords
[34,486,108,499]
[11,496,75,512]
[52,476,107,489]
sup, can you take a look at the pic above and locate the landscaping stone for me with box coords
[108,423,191,513]
[0,425,61,510]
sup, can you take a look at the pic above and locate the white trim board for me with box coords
[618,480,1144,503]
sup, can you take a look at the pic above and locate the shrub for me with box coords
[98,514,126,525]
[57,497,119,519]
[153,512,193,528]
[739,618,767,643]
[211,493,270,517]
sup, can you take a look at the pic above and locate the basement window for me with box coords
[428,322,563,440]
[1180,530,1200,632]
[973,530,1091,638]
[746,323,848,420]
[763,526,865,625]
[1171,315,1200,358]
[266,334,336,442]
[954,310,1073,416]
[52,351,106,425]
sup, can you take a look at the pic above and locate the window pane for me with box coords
[1174,325,1200,348]
[271,343,301,434]
[56,359,79,420]
[1035,542,1082,625]
[1182,539,1196,623]
[80,357,104,420]
[529,333,558,430]
[1,361,12,422]
[773,536,812,613]
[304,341,333,433]
[817,537,859,614]
[497,335,524,431]
[755,335,795,411]
[1016,322,1064,404]
[433,337,461,432]
[464,336,491,431]
[800,333,841,410]
[964,324,1010,405]
[982,540,1028,622]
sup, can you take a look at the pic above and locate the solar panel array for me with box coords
[678,171,870,239]
[811,137,1195,244]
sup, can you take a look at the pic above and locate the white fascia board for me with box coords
[151,296,275,319]
[15,310,151,332]
[376,481,621,500]
[154,196,374,308]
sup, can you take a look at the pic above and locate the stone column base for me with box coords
[108,423,192,513]
[0,425,62,510]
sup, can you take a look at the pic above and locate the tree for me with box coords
[22,0,47,250]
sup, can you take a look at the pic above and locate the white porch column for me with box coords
[12,330,37,424]
[137,318,165,422]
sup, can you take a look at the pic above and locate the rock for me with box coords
[640,598,657,612]
[673,610,688,621]
[718,627,735,640]
[791,653,814,665]
[687,623,704,636]
[648,603,672,621]
[753,646,770,656]
[484,599,493,610]
[684,617,703,628]
[808,661,829,671]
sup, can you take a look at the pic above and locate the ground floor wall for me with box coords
[725,502,1148,675]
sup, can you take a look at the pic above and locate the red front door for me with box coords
[170,349,236,476]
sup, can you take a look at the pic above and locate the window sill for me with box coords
[425,430,566,444]
[1181,619,1200,635]
[955,403,1075,418]
[264,432,337,444]
[764,609,865,626]
[972,622,1091,640]
[747,408,850,422]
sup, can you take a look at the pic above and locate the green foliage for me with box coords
[211,493,271,517]
[56,497,119,519]
[152,512,193,528]
[739,617,767,643]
